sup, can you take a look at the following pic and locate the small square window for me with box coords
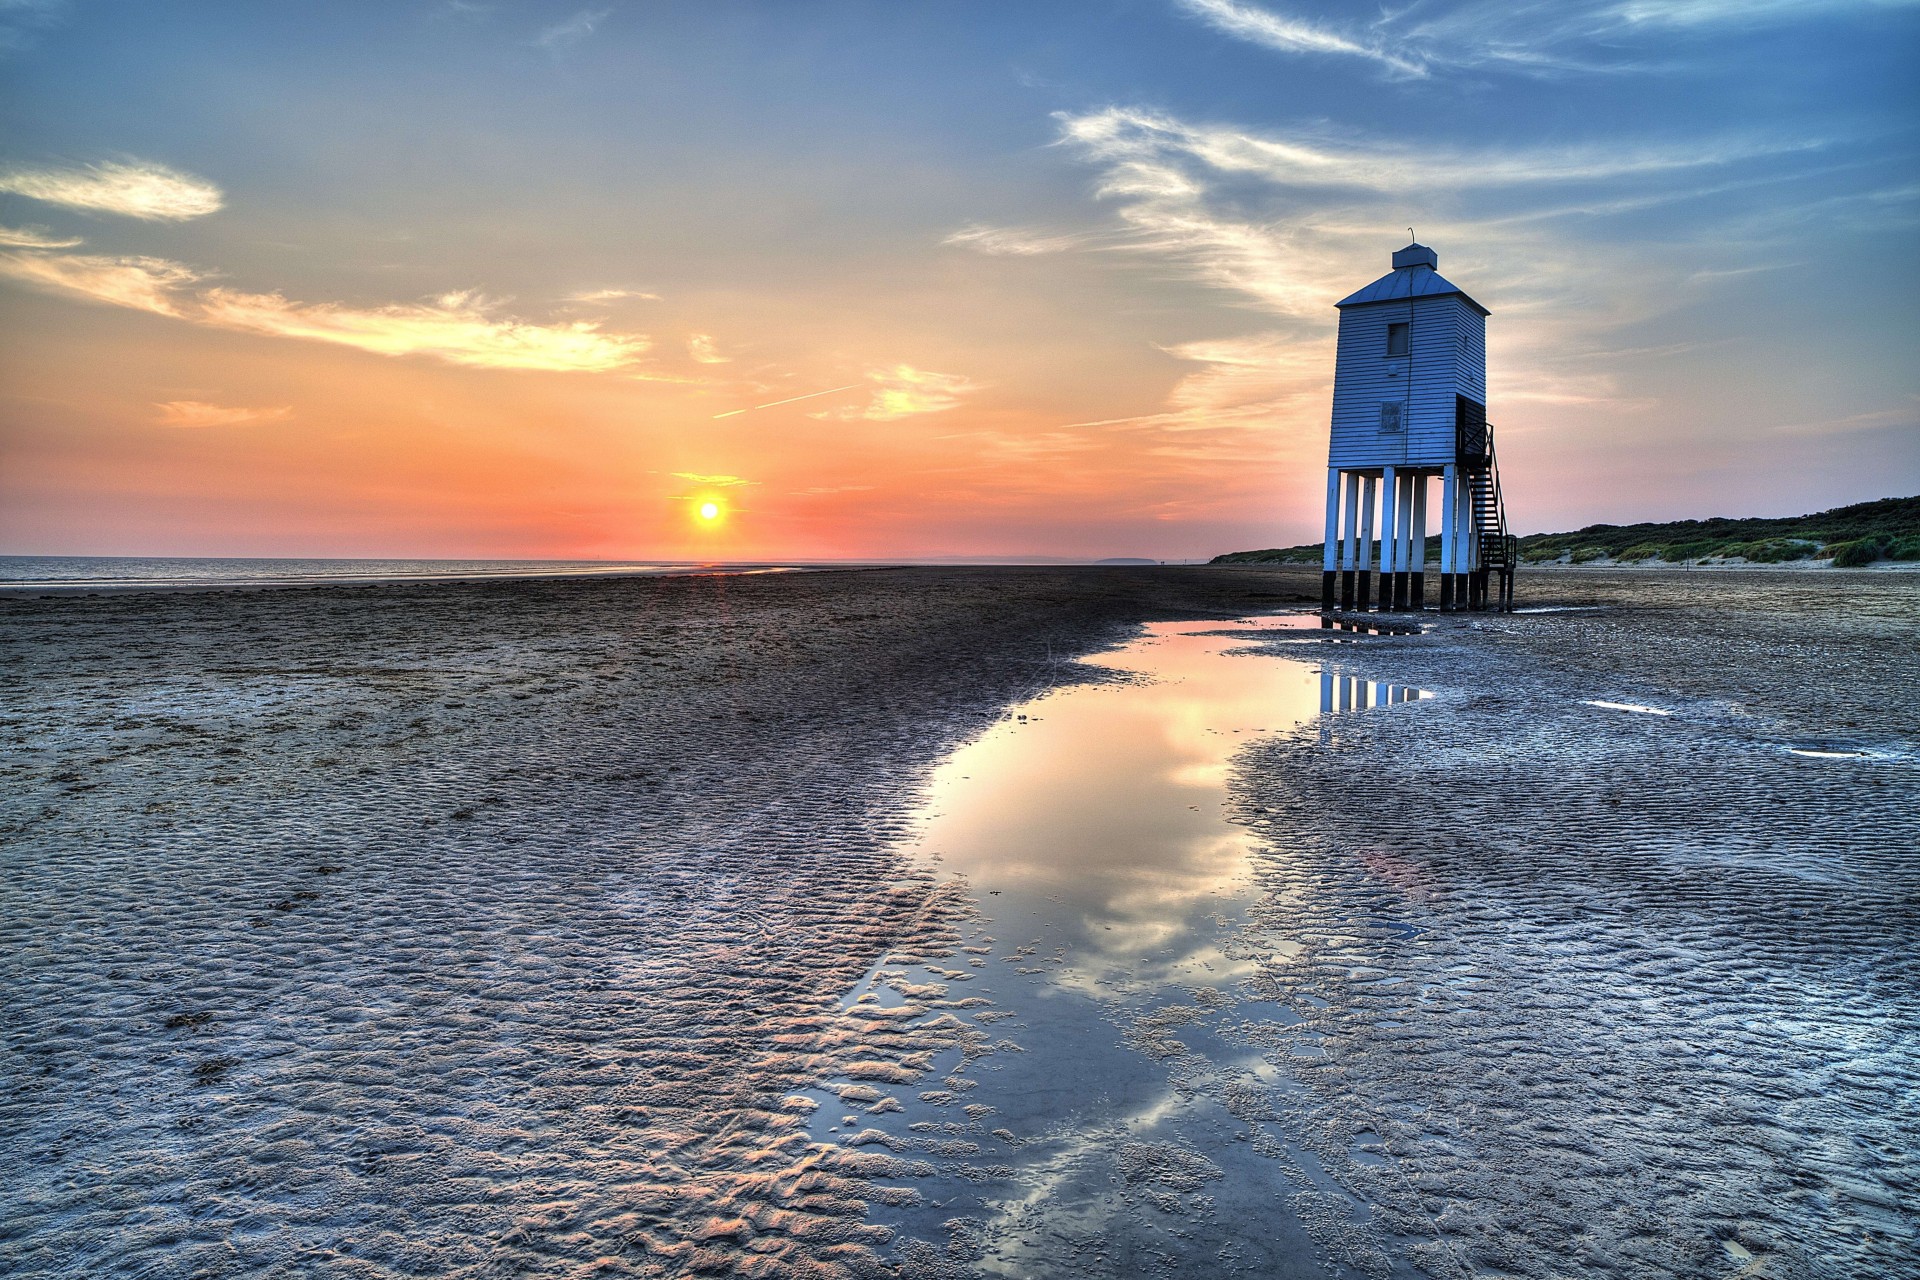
[1385,323,1409,357]
[1380,402,1405,433]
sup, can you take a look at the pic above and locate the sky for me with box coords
[0,0,1915,561]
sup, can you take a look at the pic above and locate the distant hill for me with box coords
[1211,494,1920,568]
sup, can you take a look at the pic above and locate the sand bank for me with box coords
[0,567,1307,1277]
[2,566,1914,1278]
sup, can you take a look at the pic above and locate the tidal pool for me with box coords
[908,616,1423,997]
[816,616,1430,1279]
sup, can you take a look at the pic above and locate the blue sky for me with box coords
[1,0,1915,557]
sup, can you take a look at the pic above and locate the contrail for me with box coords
[712,383,863,419]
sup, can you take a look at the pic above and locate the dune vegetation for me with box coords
[1212,494,1920,567]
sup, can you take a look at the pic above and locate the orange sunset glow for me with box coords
[1,3,1913,561]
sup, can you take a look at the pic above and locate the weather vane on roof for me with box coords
[1408,227,1416,242]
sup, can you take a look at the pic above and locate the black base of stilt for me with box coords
[1340,569,1355,610]
[1438,572,1454,612]
[1411,571,1426,610]
[1321,570,1336,612]
[1356,570,1372,612]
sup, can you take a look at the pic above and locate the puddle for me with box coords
[838,616,1431,1276]
[911,617,1416,994]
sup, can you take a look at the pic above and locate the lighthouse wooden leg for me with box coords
[1458,473,1475,610]
[1405,474,1420,610]
[1390,468,1407,610]
[1411,474,1428,610]
[1474,470,1489,610]
[1378,467,1397,612]
[1321,467,1339,612]
[1357,475,1376,612]
[1387,474,1402,610]
[1468,476,1486,610]
[1340,472,1358,610]
[1439,464,1457,612]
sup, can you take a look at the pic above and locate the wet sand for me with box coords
[2,566,1915,1278]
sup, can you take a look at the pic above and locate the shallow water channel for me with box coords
[807,615,1428,1278]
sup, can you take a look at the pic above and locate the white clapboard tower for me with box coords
[1321,242,1515,613]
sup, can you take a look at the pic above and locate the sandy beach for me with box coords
[2,566,1915,1278]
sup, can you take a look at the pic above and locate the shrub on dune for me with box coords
[1827,535,1891,567]
[1721,538,1815,563]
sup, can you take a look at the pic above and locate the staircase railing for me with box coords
[1469,425,1517,610]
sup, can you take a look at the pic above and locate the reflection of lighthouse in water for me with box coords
[1320,669,1430,713]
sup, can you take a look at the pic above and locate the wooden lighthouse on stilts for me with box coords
[1321,242,1516,614]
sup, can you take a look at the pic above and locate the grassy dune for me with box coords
[1212,494,1920,567]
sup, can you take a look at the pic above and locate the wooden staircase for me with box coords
[1465,425,1517,611]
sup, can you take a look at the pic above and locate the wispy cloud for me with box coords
[534,7,610,52]
[198,288,649,371]
[814,365,978,422]
[0,250,200,314]
[153,400,291,429]
[1768,399,1920,437]
[1159,334,1328,418]
[1176,0,1428,77]
[1610,0,1918,27]
[671,472,757,487]
[0,247,652,372]
[711,383,865,419]
[1050,104,1820,324]
[1176,0,1917,78]
[687,332,730,363]
[0,223,82,248]
[1030,102,1845,422]
[0,0,67,55]
[942,224,1093,256]
[567,286,660,303]
[0,159,223,220]
[791,484,875,495]
[1060,107,1810,198]
[1045,336,1330,470]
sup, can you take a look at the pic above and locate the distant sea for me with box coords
[0,556,809,592]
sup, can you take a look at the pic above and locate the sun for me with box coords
[696,500,722,523]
